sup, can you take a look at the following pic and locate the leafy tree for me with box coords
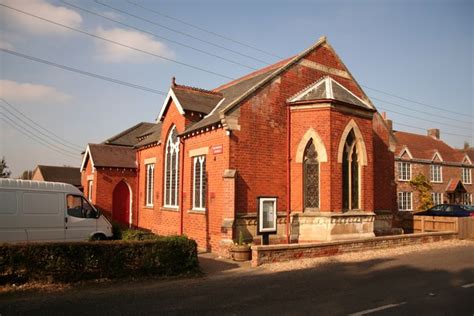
[410,173,433,212]
[19,169,33,180]
[463,141,470,150]
[0,157,11,178]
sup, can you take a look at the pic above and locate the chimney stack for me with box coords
[381,112,392,132]
[428,128,440,139]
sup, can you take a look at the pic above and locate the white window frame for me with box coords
[431,192,443,206]
[164,126,180,208]
[87,180,93,202]
[462,168,472,184]
[258,197,277,233]
[430,164,443,183]
[398,162,411,181]
[145,163,155,207]
[398,191,413,211]
[464,193,472,205]
[192,156,206,211]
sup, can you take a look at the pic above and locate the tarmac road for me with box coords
[1,242,473,316]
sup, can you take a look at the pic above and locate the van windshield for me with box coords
[67,195,98,218]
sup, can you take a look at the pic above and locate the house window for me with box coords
[164,126,179,207]
[342,130,359,211]
[193,156,206,210]
[398,162,411,181]
[430,165,442,182]
[464,193,472,205]
[87,180,93,202]
[398,192,412,211]
[462,168,472,184]
[145,163,155,206]
[431,192,442,205]
[303,139,319,210]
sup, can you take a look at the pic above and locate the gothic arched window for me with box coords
[164,126,179,207]
[342,130,359,210]
[304,139,319,210]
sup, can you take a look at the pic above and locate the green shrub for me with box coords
[121,229,158,241]
[0,236,198,284]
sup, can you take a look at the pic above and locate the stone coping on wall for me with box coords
[292,211,376,218]
[251,231,457,267]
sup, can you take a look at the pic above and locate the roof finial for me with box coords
[171,76,176,87]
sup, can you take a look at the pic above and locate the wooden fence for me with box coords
[401,215,474,239]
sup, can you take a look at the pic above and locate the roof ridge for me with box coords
[173,83,223,96]
[216,35,328,115]
[104,121,151,144]
[213,56,295,92]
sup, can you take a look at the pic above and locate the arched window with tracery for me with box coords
[342,130,359,210]
[304,139,319,210]
[164,126,179,207]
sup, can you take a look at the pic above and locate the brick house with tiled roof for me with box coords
[394,129,473,212]
[80,122,154,224]
[82,36,398,254]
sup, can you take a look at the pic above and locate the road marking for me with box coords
[349,302,407,316]
[461,283,474,288]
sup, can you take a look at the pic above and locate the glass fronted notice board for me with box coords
[257,197,277,244]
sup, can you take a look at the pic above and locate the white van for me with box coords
[0,179,113,242]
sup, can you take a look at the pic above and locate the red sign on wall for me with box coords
[212,144,223,155]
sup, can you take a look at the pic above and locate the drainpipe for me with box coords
[286,104,291,244]
[136,149,140,228]
[179,137,185,235]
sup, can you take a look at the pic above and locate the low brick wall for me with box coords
[251,232,457,267]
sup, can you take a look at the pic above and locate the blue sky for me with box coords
[1,0,472,177]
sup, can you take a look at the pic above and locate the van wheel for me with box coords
[91,234,106,241]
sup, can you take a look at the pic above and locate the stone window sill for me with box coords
[188,209,206,214]
[160,207,179,212]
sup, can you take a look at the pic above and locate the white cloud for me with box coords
[95,27,174,63]
[0,39,14,50]
[2,0,82,35]
[0,80,72,104]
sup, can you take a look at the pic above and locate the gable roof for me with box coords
[445,178,467,193]
[135,123,163,148]
[81,144,137,170]
[288,76,372,109]
[103,122,155,147]
[461,148,474,163]
[181,36,379,135]
[394,131,465,163]
[34,165,81,187]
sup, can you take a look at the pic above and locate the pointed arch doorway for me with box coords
[112,180,132,227]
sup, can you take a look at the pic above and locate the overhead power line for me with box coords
[0,48,167,96]
[94,0,270,65]
[362,85,471,117]
[126,0,283,60]
[1,102,81,154]
[371,96,472,126]
[60,0,257,71]
[0,3,234,80]
[2,2,471,135]
[394,121,473,139]
[126,0,473,119]
[377,105,471,132]
[1,98,82,150]
[1,116,80,159]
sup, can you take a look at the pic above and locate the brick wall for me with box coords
[251,231,457,266]
[396,160,474,211]
[81,158,136,224]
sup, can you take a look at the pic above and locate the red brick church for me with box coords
[81,37,396,254]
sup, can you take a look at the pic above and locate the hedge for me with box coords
[0,236,198,283]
